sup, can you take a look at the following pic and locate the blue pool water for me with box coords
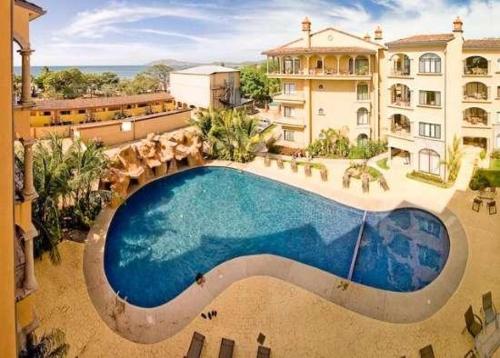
[104,167,450,308]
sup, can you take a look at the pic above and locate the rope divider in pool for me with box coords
[348,210,367,281]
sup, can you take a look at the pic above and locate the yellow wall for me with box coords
[0,1,17,357]
[30,100,175,127]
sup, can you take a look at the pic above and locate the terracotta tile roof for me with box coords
[463,38,500,50]
[33,93,174,111]
[386,34,455,48]
[262,46,376,56]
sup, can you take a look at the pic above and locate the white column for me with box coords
[321,55,326,75]
[22,227,38,292]
[21,138,38,201]
[17,48,34,106]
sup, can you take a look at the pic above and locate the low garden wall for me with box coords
[31,109,191,146]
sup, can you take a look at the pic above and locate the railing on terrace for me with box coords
[268,68,371,76]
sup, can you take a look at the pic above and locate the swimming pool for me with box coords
[104,167,450,308]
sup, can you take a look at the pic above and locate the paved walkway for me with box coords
[33,154,500,357]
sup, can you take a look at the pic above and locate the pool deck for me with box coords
[34,156,500,357]
[83,161,468,343]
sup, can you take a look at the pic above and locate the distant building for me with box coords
[170,65,248,109]
[30,92,175,126]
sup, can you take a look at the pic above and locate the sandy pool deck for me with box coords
[34,158,500,357]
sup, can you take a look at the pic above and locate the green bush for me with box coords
[406,171,451,188]
[491,149,500,160]
[377,158,389,170]
[469,171,491,190]
[479,149,486,160]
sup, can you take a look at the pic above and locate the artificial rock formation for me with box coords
[105,128,204,205]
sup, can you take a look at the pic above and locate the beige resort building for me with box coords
[263,17,500,180]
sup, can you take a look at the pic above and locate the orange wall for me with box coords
[0,0,18,357]
[76,110,190,146]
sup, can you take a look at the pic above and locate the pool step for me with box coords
[348,210,367,281]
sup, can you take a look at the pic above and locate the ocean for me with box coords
[13,65,148,78]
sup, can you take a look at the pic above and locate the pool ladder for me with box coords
[347,210,367,281]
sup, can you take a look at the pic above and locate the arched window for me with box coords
[357,83,369,100]
[318,108,325,116]
[318,84,324,90]
[355,56,369,75]
[357,133,368,146]
[390,83,411,107]
[391,54,411,76]
[419,53,441,73]
[496,134,500,148]
[464,56,488,75]
[419,149,440,175]
[391,114,411,135]
[464,82,488,100]
[463,107,488,126]
[357,107,369,125]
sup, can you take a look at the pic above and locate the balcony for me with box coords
[390,84,412,109]
[463,108,489,127]
[389,54,411,78]
[273,92,305,104]
[464,56,489,76]
[266,54,372,80]
[273,115,305,128]
[463,82,488,102]
[389,114,412,138]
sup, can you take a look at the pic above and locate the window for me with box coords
[357,108,369,125]
[78,109,86,114]
[138,103,147,108]
[283,83,296,95]
[497,86,500,98]
[283,129,295,142]
[43,111,51,116]
[283,106,294,117]
[316,60,323,69]
[419,91,441,106]
[357,134,368,145]
[357,83,369,100]
[419,149,440,175]
[108,106,120,111]
[419,122,441,139]
[60,110,71,115]
[318,108,325,116]
[419,53,441,73]
[318,84,324,90]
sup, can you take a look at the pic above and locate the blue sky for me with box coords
[23,0,500,66]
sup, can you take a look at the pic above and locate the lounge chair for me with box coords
[481,291,498,328]
[361,173,370,193]
[257,346,271,358]
[277,159,284,169]
[290,159,298,173]
[464,306,483,338]
[472,197,482,212]
[379,176,390,191]
[218,338,235,358]
[185,332,205,358]
[487,200,497,215]
[343,172,351,189]
[419,344,435,358]
[304,163,312,177]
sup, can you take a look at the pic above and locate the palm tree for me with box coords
[20,329,69,358]
[30,135,110,263]
[191,108,262,163]
[443,135,462,182]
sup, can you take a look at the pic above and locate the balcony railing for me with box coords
[391,123,411,137]
[463,115,489,126]
[391,99,411,108]
[464,66,488,76]
[268,67,371,77]
[463,91,488,101]
[390,69,411,77]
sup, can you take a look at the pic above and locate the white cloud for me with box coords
[28,0,500,66]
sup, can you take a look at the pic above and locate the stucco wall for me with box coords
[75,110,190,146]
[0,1,17,355]
[170,73,211,108]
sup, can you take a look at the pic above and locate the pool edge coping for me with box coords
[83,160,468,344]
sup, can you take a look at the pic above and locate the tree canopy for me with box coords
[240,64,280,107]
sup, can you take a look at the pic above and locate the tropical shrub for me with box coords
[20,329,69,358]
[442,135,462,183]
[469,171,491,190]
[191,108,263,163]
[307,129,350,158]
[28,135,110,263]
[491,149,500,160]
